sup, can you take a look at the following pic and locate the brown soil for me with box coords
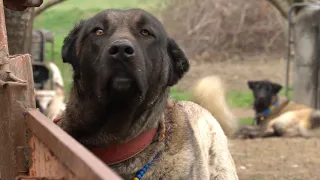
[229,138,320,180]
[176,56,320,180]
[232,108,254,119]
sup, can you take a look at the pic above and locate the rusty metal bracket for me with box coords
[0,69,27,88]
[15,176,64,180]
[0,0,27,89]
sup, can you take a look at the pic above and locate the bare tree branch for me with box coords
[266,0,290,19]
[161,0,286,59]
[34,0,66,17]
[266,0,309,20]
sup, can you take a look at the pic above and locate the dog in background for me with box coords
[35,62,66,120]
[44,62,66,120]
[237,80,320,138]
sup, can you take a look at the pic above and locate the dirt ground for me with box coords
[175,57,320,180]
[229,138,320,180]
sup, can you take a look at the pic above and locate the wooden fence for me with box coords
[0,1,122,179]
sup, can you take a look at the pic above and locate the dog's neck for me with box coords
[254,95,278,113]
[254,95,279,124]
[61,87,169,147]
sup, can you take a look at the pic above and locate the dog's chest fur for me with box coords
[109,101,236,180]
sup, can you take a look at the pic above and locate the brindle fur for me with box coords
[59,8,238,179]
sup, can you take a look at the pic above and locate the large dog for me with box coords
[237,80,320,138]
[56,8,238,179]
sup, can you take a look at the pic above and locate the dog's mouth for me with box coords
[111,76,133,92]
[106,71,141,95]
[99,63,146,103]
[101,72,146,105]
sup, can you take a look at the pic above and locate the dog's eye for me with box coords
[95,29,104,36]
[140,29,151,36]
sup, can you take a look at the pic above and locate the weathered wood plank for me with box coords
[9,54,36,107]
[25,110,123,180]
[0,55,35,179]
[0,0,36,179]
[0,0,8,65]
[28,133,76,180]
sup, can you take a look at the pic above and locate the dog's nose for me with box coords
[108,40,135,59]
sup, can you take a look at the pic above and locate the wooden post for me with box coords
[0,0,36,179]
[292,7,320,109]
[0,1,122,179]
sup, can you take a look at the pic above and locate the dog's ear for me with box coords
[271,82,282,94]
[247,81,257,90]
[61,20,85,70]
[167,37,190,86]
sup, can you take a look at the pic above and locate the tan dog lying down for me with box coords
[55,8,238,179]
[236,80,320,138]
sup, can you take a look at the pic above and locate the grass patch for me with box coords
[280,87,293,100]
[227,91,253,108]
[170,88,190,101]
[239,117,254,125]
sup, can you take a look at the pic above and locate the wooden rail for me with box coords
[25,110,122,180]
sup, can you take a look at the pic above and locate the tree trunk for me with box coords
[4,7,35,55]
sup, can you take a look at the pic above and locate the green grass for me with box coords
[170,88,190,101]
[227,91,253,108]
[239,117,254,125]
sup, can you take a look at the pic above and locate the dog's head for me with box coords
[62,9,189,107]
[247,80,282,112]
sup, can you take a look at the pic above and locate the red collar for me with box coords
[90,128,157,165]
[53,116,163,165]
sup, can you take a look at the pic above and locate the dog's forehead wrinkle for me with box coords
[102,9,169,38]
[104,10,142,25]
[104,10,127,25]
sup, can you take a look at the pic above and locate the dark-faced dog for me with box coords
[237,80,320,138]
[56,9,238,179]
